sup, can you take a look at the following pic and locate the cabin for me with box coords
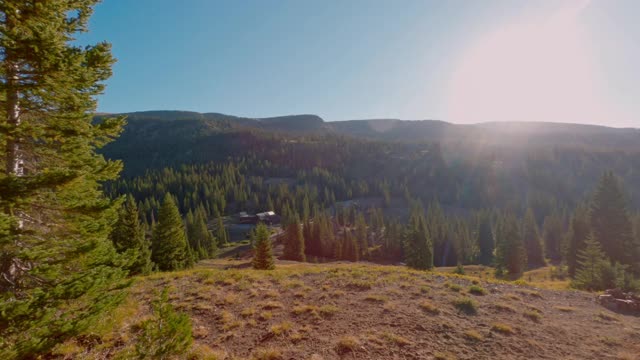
[237,211,280,225]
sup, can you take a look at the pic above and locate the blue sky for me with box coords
[80,0,639,126]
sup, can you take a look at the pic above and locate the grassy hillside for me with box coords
[51,261,640,360]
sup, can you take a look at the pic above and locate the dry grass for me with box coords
[336,335,360,354]
[463,329,483,341]
[419,300,440,315]
[554,306,577,313]
[252,347,283,360]
[383,332,412,347]
[491,323,515,335]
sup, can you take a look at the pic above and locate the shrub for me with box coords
[383,332,412,347]
[523,310,541,322]
[468,285,487,295]
[453,297,478,315]
[419,301,440,315]
[493,303,516,313]
[270,321,293,336]
[453,263,466,275]
[463,330,483,341]
[554,306,576,312]
[136,289,193,359]
[336,336,360,354]
[491,323,514,334]
[252,347,283,360]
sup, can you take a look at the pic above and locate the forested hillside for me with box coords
[101,110,640,279]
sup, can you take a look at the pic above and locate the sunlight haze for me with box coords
[81,0,639,127]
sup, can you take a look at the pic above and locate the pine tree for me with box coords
[542,212,564,262]
[495,214,526,276]
[404,204,433,270]
[476,211,495,265]
[215,215,228,247]
[187,209,217,259]
[590,172,637,269]
[522,208,545,267]
[252,223,275,270]
[0,2,127,356]
[354,212,368,260]
[572,234,608,291]
[283,215,305,261]
[564,204,590,277]
[152,194,191,271]
[110,195,153,275]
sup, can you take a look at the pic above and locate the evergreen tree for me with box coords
[354,212,368,260]
[252,223,275,270]
[495,214,526,276]
[187,209,217,259]
[404,204,433,270]
[476,211,495,265]
[215,215,228,247]
[283,215,305,261]
[522,208,545,267]
[572,234,608,291]
[590,172,637,270]
[110,195,153,275]
[564,204,590,277]
[152,194,191,271]
[542,212,564,262]
[0,2,127,356]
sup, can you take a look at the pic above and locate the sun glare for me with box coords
[446,1,607,124]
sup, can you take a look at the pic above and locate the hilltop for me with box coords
[52,260,640,360]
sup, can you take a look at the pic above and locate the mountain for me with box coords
[99,110,640,152]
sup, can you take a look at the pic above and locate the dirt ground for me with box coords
[96,260,640,360]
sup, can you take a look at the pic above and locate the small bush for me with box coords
[252,347,283,360]
[523,310,541,322]
[383,332,412,347]
[336,336,360,354]
[493,303,516,313]
[261,301,283,310]
[258,311,273,321]
[445,283,462,292]
[453,297,478,315]
[491,323,514,334]
[365,294,388,303]
[463,330,483,341]
[434,351,456,360]
[136,288,193,359]
[319,305,340,318]
[554,306,576,312]
[468,285,487,296]
[597,312,619,322]
[270,321,293,336]
[453,263,465,275]
[419,301,440,315]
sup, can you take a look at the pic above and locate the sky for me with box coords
[78,0,640,127]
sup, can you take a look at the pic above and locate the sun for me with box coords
[445,1,607,124]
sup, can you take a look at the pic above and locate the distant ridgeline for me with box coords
[100,110,640,209]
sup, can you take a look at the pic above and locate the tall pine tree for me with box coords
[110,195,153,275]
[522,208,545,267]
[564,204,590,277]
[252,223,275,270]
[283,215,305,261]
[476,211,495,265]
[152,194,191,271]
[572,234,608,291]
[0,2,127,356]
[404,204,433,270]
[495,213,526,276]
[590,172,638,272]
